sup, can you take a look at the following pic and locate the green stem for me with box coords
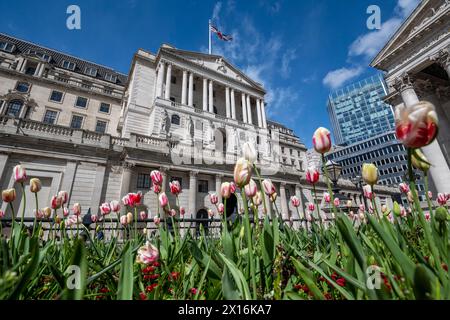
[32,193,38,237]
[321,154,338,217]
[20,183,26,225]
[241,189,257,299]
[253,165,268,219]
[312,184,322,230]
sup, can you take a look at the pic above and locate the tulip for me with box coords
[323,192,331,203]
[0,210,4,218]
[393,201,401,217]
[407,191,414,203]
[362,163,378,185]
[100,203,111,215]
[399,183,409,194]
[43,207,51,218]
[262,179,276,195]
[58,191,68,205]
[153,215,161,226]
[110,200,120,213]
[290,196,300,208]
[381,205,388,214]
[308,203,315,212]
[120,215,128,226]
[13,165,27,183]
[220,182,231,199]
[63,207,69,217]
[306,166,320,185]
[306,212,312,222]
[242,142,257,164]
[150,170,163,186]
[233,158,252,187]
[346,200,352,208]
[208,209,214,218]
[122,194,131,206]
[91,214,99,223]
[253,191,263,207]
[210,193,219,205]
[427,191,433,199]
[270,192,278,203]
[136,242,160,265]
[359,212,365,220]
[129,192,143,207]
[312,127,332,154]
[349,211,355,219]
[72,203,81,216]
[333,198,340,207]
[29,178,42,193]
[169,180,181,196]
[126,212,133,224]
[411,148,431,172]
[363,185,373,200]
[169,209,177,217]
[180,207,185,216]
[51,195,62,209]
[140,211,148,220]
[55,216,62,225]
[34,209,43,219]
[2,188,16,203]
[424,212,431,221]
[437,193,448,206]
[395,101,438,148]
[359,204,365,213]
[217,203,224,215]
[159,192,169,208]
[152,184,162,194]
[229,182,237,194]
[244,179,257,198]
[401,206,407,218]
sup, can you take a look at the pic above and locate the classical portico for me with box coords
[371,0,450,193]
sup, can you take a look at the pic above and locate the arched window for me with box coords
[6,100,23,118]
[171,114,180,125]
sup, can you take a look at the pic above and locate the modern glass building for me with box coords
[327,74,395,146]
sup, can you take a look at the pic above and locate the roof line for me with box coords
[0,32,128,76]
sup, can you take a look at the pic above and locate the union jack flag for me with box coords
[210,25,233,41]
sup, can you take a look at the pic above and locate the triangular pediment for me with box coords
[371,0,449,69]
[160,47,265,92]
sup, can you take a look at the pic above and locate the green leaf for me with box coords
[291,257,325,300]
[62,238,87,300]
[117,242,134,300]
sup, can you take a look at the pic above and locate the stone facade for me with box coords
[0,33,398,226]
[371,0,450,193]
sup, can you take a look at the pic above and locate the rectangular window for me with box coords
[104,73,117,83]
[95,120,107,133]
[198,180,209,193]
[75,96,88,109]
[70,115,84,129]
[0,41,15,53]
[50,90,64,102]
[24,62,37,76]
[62,60,76,71]
[15,82,30,93]
[137,173,151,189]
[85,67,98,77]
[43,110,58,125]
[99,102,110,113]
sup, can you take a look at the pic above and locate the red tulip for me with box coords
[229,182,237,194]
[290,196,300,208]
[308,203,315,212]
[150,170,163,186]
[399,183,409,194]
[13,165,27,183]
[333,197,340,207]
[179,207,185,216]
[100,203,111,215]
[395,101,438,148]
[306,166,319,185]
[159,192,168,208]
[152,184,161,194]
[323,192,331,203]
[169,180,181,195]
[51,195,62,210]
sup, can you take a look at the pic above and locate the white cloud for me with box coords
[212,2,222,22]
[323,67,363,89]
[396,0,421,18]
[281,49,297,78]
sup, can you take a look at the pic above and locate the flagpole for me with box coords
[208,19,212,55]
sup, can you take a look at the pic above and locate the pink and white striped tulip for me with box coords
[262,179,276,196]
[210,193,219,205]
[323,192,331,203]
[0,210,5,218]
[159,192,169,208]
[217,203,224,215]
[136,242,159,265]
[427,191,433,199]
[220,182,231,199]
[110,200,120,213]
[140,211,148,220]
[63,207,69,217]
[72,203,81,216]
[58,191,68,205]
[169,209,177,217]
[208,209,214,218]
[122,194,131,206]
[363,185,373,200]
[100,203,111,215]
[290,196,300,208]
[120,215,128,226]
[13,165,27,183]
[150,170,163,186]
[244,179,257,198]
[180,207,185,216]
[91,214,99,223]
[333,197,340,207]
[399,183,409,194]
[424,212,431,221]
[312,127,332,154]
[306,166,320,185]
[229,182,237,194]
[51,195,62,210]
[437,193,448,206]
[34,209,43,219]
[153,215,161,226]
[152,184,161,194]
[169,180,181,196]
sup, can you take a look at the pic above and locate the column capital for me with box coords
[159,166,170,173]
[430,49,450,68]
[215,173,224,179]
[280,182,287,188]
[121,161,136,170]
[190,170,199,177]
[393,73,415,92]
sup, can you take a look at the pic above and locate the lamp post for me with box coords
[324,160,342,193]
[351,175,369,210]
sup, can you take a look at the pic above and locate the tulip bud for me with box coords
[427,191,433,200]
[290,195,300,208]
[51,195,62,209]
[140,211,148,220]
[323,192,331,203]
[34,209,43,219]
[29,178,42,193]
[42,207,51,218]
[399,183,409,194]
[262,179,276,196]
[407,191,414,203]
[2,188,16,203]
[437,193,448,206]
[308,203,315,212]
[217,203,224,215]
[269,192,277,203]
[58,191,69,205]
[179,207,185,216]
[91,214,99,223]
[393,201,401,217]
[72,203,81,216]
[411,149,431,172]
[169,209,177,217]
[13,165,27,183]
[100,203,111,215]
[210,193,219,205]
[126,212,133,224]
[362,163,378,185]
[229,182,237,194]
[346,200,352,208]
[306,166,320,185]
[63,207,69,217]
[233,158,252,187]
[242,142,257,164]
[110,200,120,213]
[120,215,128,226]
[159,192,169,208]
[312,127,332,154]
[244,179,257,198]
[253,191,263,207]
[333,197,340,207]
[55,216,62,225]
[208,209,214,218]
[363,185,373,200]
[435,207,448,222]
[169,180,181,196]
[150,170,163,186]
[153,215,161,226]
[220,182,231,199]
[0,210,5,219]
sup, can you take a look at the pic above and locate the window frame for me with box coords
[74,96,89,109]
[61,60,76,71]
[95,119,108,134]
[84,66,98,77]
[6,100,24,118]
[15,81,31,93]
[49,90,64,103]
[104,73,117,83]
[0,41,15,53]
[99,102,111,114]
[137,173,151,189]
[171,114,180,125]
[198,180,209,193]
[70,114,84,129]
[42,108,59,125]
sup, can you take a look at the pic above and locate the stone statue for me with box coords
[187,116,194,138]
[161,110,170,135]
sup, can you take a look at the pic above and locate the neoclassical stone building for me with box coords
[0,32,398,225]
[371,0,450,193]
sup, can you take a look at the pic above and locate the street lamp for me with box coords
[351,175,369,210]
[325,160,342,193]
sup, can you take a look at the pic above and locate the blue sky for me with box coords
[0,0,420,147]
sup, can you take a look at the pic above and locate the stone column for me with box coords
[241,93,247,123]
[246,95,253,125]
[397,78,450,193]
[189,171,198,218]
[156,62,165,98]
[231,89,236,120]
[90,164,106,216]
[279,182,289,220]
[119,163,133,200]
[181,70,188,105]
[215,174,222,204]
[188,72,194,107]
[261,100,267,128]
[208,80,214,113]
[203,78,208,111]
[0,101,6,115]
[225,87,231,118]
[0,153,9,183]
[61,161,78,204]
[256,99,262,127]
[164,63,172,100]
